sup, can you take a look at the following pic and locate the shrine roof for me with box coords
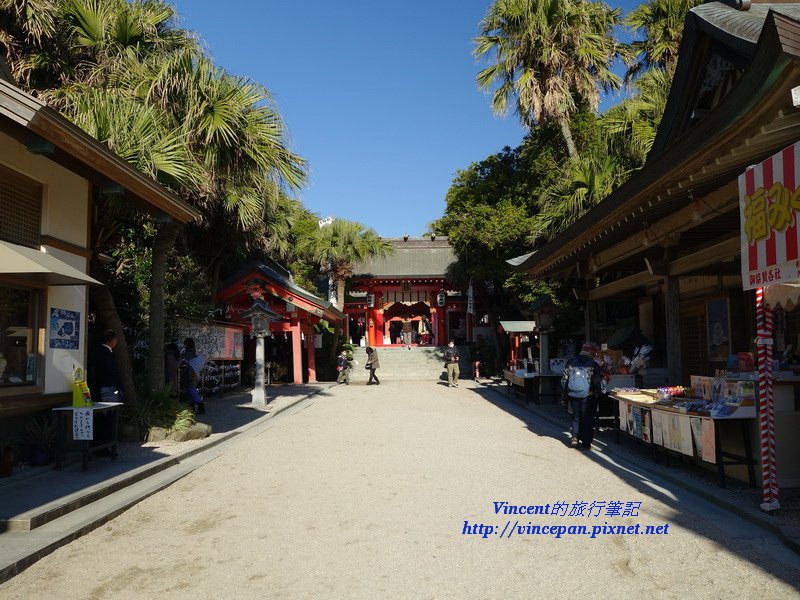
[218,260,345,322]
[352,237,457,278]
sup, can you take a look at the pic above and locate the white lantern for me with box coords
[437,291,446,307]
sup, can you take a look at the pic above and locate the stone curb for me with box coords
[479,382,800,554]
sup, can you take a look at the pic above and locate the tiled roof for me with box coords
[353,238,457,278]
[690,2,800,46]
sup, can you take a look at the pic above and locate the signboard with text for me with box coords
[739,141,800,290]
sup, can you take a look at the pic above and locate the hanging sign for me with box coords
[740,141,800,290]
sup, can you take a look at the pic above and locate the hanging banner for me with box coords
[739,141,800,290]
[467,279,474,315]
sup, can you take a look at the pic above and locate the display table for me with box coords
[611,393,757,488]
[52,402,123,471]
[503,370,561,405]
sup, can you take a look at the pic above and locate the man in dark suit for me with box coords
[88,329,122,457]
[89,329,121,403]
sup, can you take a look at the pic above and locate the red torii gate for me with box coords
[216,261,345,384]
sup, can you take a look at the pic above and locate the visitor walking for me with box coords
[562,342,603,449]
[444,341,460,387]
[401,316,413,349]
[336,350,351,385]
[365,346,380,385]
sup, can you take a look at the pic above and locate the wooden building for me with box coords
[0,78,199,422]
[510,1,800,383]
[344,237,482,347]
[508,1,800,486]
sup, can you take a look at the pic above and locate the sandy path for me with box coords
[1,381,798,599]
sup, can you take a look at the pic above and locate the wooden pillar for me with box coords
[664,275,683,384]
[291,319,303,384]
[305,325,316,383]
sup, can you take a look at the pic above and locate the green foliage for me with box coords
[475,0,625,156]
[624,0,701,81]
[600,66,673,167]
[123,384,195,432]
[25,414,56,444]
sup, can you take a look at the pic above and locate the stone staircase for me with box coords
[348,346,471,382]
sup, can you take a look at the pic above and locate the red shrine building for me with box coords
[216,261,345,384]
[344,237,481,347]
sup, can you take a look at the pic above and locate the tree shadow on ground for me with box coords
[466,382,800,589]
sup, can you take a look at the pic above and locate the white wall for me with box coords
[43,248,88,394]
[0,130,89,247]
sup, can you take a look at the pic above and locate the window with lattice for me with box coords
[0,164,42,248]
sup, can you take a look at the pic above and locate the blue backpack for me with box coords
[566,366,592,398]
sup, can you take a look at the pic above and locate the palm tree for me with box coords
[2,2,308,392]
[300,219,393,310]
[475,0,623,158]
[134,55,307,390]
[299,219,392,358]
[600,66,673,165]
[531,153,625,242]
[624,0,701,81]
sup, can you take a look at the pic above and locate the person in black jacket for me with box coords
[444,341,460,387]
[89,329,121,402]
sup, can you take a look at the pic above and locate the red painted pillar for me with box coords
[291,319,302,384]
[438,306,447,346]
[305,325,316,383]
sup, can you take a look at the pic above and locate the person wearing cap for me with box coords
[562,342,603,449]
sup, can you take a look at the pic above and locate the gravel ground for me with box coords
[1,380,798,599]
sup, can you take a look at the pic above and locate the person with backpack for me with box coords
[562,342,603,449]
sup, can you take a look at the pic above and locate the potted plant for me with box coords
[25,415,56,467]
[0,435,17,477]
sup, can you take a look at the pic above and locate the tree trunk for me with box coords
[89,263,138,406]
[336,278,346,311]
[477,285,504,373]
[147,219,183,392]
[559,119,579,159]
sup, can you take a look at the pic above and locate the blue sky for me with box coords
[171,1,642,238]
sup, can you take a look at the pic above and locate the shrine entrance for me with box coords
[382,301,432,345]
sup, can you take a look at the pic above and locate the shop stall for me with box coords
[611,381,758,488]
[499,321,561,405]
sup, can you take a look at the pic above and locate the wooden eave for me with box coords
[0,80,200,223]
[510,10,800,281]
[217,267,345,324]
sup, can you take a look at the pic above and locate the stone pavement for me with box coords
[479,378,800,551]
[0,383,333,583]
